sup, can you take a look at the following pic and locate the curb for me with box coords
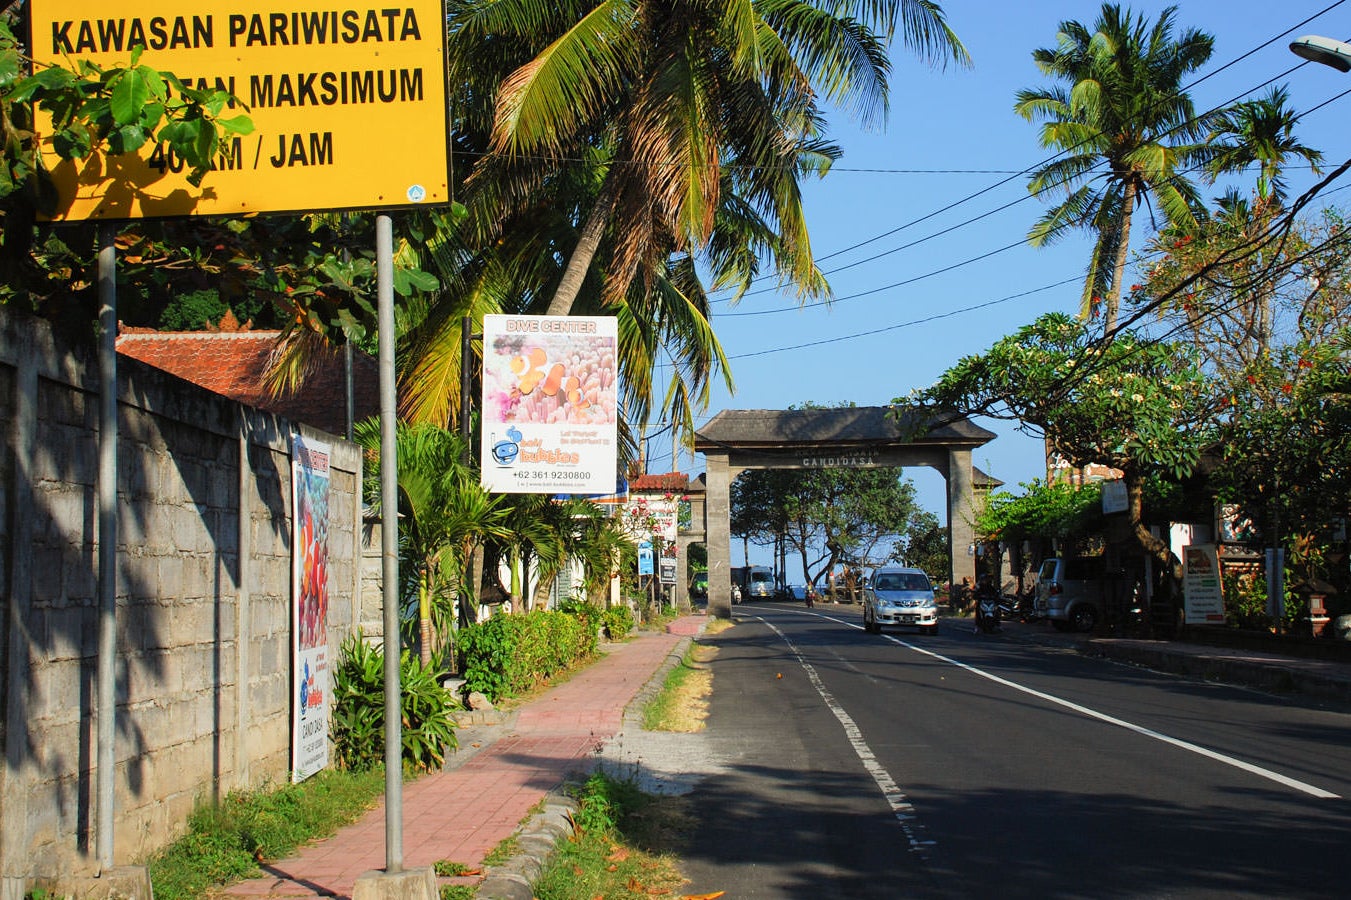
[971,617,1351,708]
[1082,639,1351,708]
[474,623,707,899]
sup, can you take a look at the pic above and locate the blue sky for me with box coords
[644,0,1351,564]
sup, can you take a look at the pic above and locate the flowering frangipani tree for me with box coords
[908,312,1215,596]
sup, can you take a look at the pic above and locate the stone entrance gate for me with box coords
[693,406,995,617]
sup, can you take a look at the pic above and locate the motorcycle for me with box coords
[976,592,1001,633]
[997,593,1019,621]
[1005,587,1040,623]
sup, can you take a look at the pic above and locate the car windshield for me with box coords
[874,573,929,592]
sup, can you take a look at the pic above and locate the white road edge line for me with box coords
[790,608,1340,801]
[756,618,937,858]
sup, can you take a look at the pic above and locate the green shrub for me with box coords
[601,605,634,640]
[458,607,600,702]
[558,598,604,636]
[330,633,459,774]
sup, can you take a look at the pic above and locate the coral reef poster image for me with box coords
[480,315,618,494]
[291,434,331,782]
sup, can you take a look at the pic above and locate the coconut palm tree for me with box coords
[449,0,969,320]
[1204,85,1323,207]
[396,177,736,456]
[1015,3,1214,332]
[355,419,511,667]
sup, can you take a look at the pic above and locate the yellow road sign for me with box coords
[29,1,450,220]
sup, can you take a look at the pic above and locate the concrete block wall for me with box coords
[0,309,363,884]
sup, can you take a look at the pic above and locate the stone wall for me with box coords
[0,309,363,885]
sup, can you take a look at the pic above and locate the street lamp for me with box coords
[1289,34,1351,72]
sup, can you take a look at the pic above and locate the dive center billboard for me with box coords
[480,314,618,495]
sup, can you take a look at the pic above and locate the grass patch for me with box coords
[145,766,386,900]
[439,887,474,900]
[643,642,717,732]
[434,859,479,900]
[533,773,690,900]
[482,835,521,867]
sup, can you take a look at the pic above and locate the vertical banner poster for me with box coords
[291,434,331,781]
[1182,543,1226,625]
[622,495,678,582]
[480,315,618,494]
[649,500,679,584]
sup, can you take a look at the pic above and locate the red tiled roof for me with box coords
[116,329,378,437]
[629,472,690,493]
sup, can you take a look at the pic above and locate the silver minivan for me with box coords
[1036,557,1105,632]
[863,566,939,635]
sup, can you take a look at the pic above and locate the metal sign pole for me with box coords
[96,223,118,870]
[376,213,403,872]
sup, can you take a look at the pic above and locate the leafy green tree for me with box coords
[974,480,1104,551]
[910,313,1214,600]
[0,12,276,320]
[572,508,638,605]
[1015,3,1214,331]
[891,509,947,579]
[1137,203,1351,593]
[1210,335,1351,588]
[732,465,929,590]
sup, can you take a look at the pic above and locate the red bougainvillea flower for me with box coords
[1282,383,1294,394]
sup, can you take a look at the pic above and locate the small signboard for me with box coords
[29,1,451,219]
[1182,543,1226,625]
[1101,479,1127,515]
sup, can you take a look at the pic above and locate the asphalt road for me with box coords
[677,602,1351,900]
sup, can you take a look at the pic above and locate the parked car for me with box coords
[689,573,708,602]
[863,566,939,635]
[1035,557,1105,632]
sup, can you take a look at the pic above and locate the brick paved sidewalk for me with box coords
[221,616,704,899]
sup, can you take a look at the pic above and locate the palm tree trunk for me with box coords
[532,572,555,609]
[1106,179,1137,334]
[544,171,619,317]
[418,578,433,669]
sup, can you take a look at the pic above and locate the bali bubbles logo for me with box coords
[492,426,523,467]
[299,659,312,716]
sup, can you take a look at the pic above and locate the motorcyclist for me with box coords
[972,576,1001,633]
